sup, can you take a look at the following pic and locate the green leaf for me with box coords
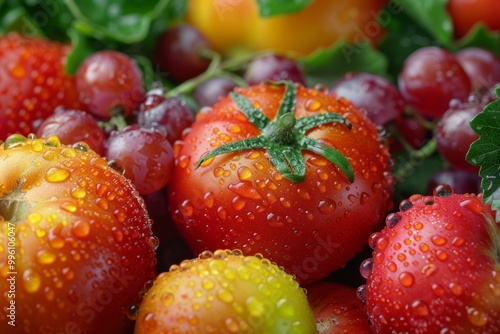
[376,4,440,81]
[256,0,313,17]
[64,0,170,44]
[466,87,500,221]
[397,0,453,46]
[302,41,388,87]
[458,24,500,55]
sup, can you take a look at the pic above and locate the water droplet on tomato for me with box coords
[62,267,75,281]
[217,288,234,303]
[467,306,488,327]
[149,236,160,251]
[360,258,373,278]
[368,232,381,249]
[433,184,454,197]
[411,300,430,316]
[356,284,367,301]
[387,261,397,272]
[449,282,463,296]
[398,272,414,287]
[431,235,447,246]
[127,304,140,320]
[318,198,336,214]
[228,181,262,200]
[36,250,56,265]
[421,264,437,277]
[45,166,71,183]
[460,198,484,215]
[305,99,322,112]
[23,269,41,293]
[237,166,252,180]
[386,213,402,228]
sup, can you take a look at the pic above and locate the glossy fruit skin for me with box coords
[398,46,472,118]
[306,281,372,333]
[447,0,500,38]
[76,50,145,119]
[186,0,387,57]
[362,189,500,333]
[0,33,82,140]
[134,249,317,333]
[168,82,394,284]
[0,135,157,333]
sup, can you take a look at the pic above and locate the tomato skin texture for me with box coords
[186,0,387,57]
[447,0,500,38]
[168,82,394,284]
[364,192,500,333]
[134,249,317,333]
[0,33,82,140]
[0,135,157,333]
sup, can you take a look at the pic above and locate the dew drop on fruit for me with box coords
[356,285,367,301]
[70,187,86,199]
[449,282,463,296]
[460,198,484,215]
[217,288,234,303]
[467,306,488,327]
[433,184,454,197]
[160,292,175,307]
[360,258,374,278]
[127,304,140,320]
[23,269,41,293]
[411,300,430,316]
[305,99,322,112]
[36,250,57,265]
[368,232,380,249]
[237,166,252,180]
[431,235,447,246]
[44,166,71,183]
[386,212,402,228]
[431,283,446,297]
[421,263,437,277]
[399,199,413,211]
[149,236,160,251]
[317,198,336,214]
[398,272,414,287]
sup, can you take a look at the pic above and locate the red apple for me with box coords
[359,184,500,333]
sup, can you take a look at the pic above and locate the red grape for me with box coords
[155,24,211,83]
[244,53,306,86]
[426,168,481,195]
[35,107,106,155]
[330,72,405,125]
[456,47,500,91]
[105,125,175,195]
[390,114,428,151]
[76,50,145,119]
[193,77,238,107]
[434,98,482,172]
[135,90,194,144]
[398,46,471,118]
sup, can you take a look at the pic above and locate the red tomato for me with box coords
[0,134,157,333]
[447,0,500,38]
[168,81,394,284]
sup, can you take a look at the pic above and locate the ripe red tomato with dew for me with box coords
[360,185,500,333]
[0,134,157,333]
[168,81,395,284]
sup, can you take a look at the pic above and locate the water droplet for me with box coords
[386,213,402,228]
[411,300,429,316]
[23,269,41,293]
[228,181,262,200]
[400,199,413,211]
[305,99,322,111]
[237,166,252,180]
[72,220,90,238]
[431,283,445,297]
[356,285,367,301]
[431,235,447,246]
[202,278,215,290]
[460,198,484,215]
[398,272,414,287]
[368,232,380,249]
[467,306,488,327]
[451,236,465,247]
[421,264,437,277]
[318,198,336,214]
[436,250,448,261]
[387,261,397,272]
[225,317,240,333]
[247,297,265,317]
[44,166,71,183]
[62,268,75,281]
[449,282,463,296]
[149,236,160,251]
[161,292,175,306]
[348,194,357,204]
[277,299,295,318]
[360,258,373,278]
[217,288,234,303]
[433,184,454,197]
[127,304,140,320]
[36,250,56,265]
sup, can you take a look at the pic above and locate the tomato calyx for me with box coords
[196,81,354,183]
